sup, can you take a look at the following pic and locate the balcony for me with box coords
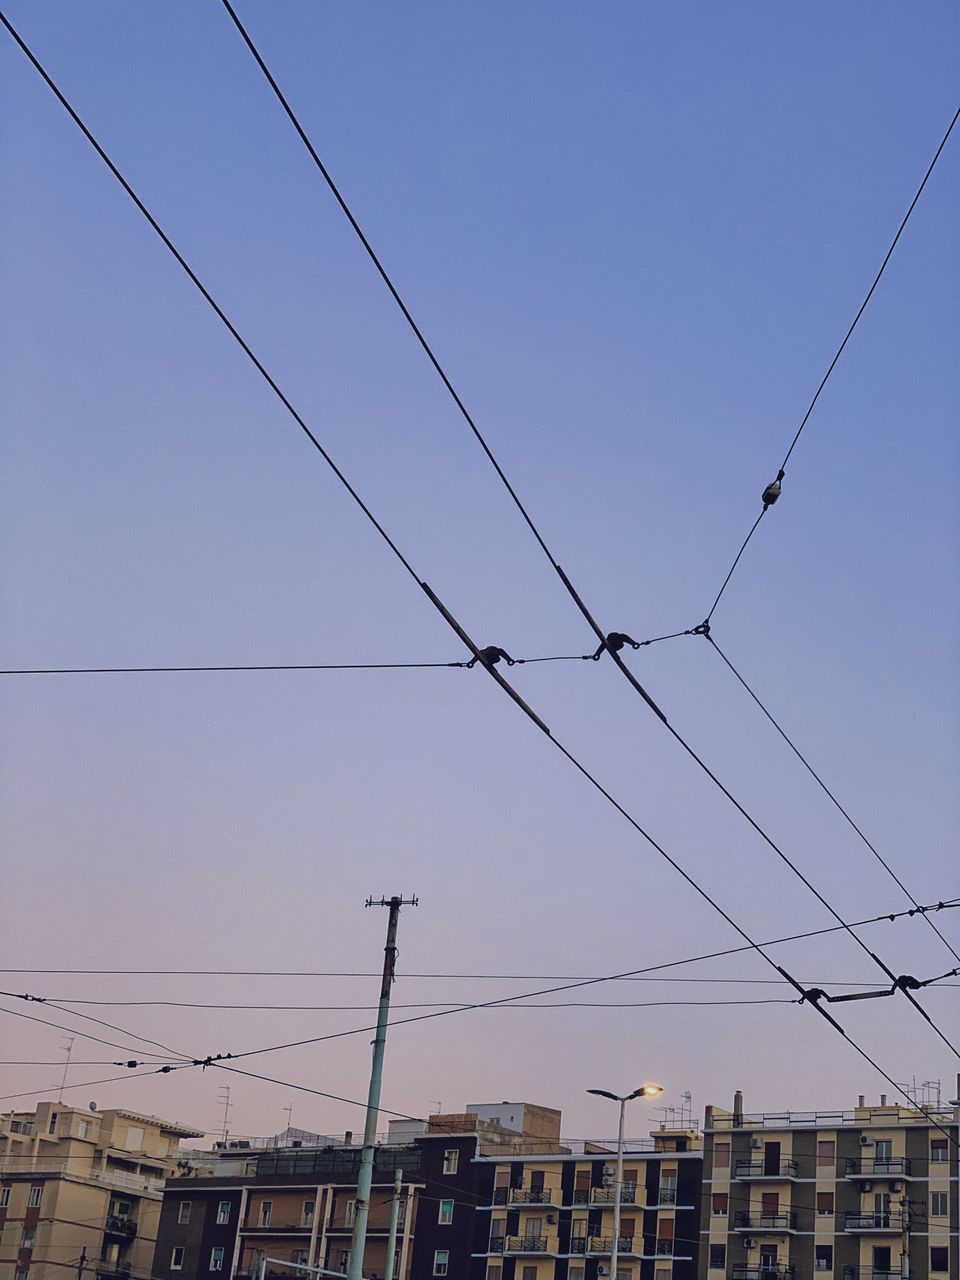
[844,1159,911,1179]
[586,1237,636,1256]
[842,1270,902,1280]
[592,1185,639,1204]
[735,1161,800,1180]
[95,1270,130,1280]
[656,1187,677,1205]
[489,1238,505,1254]
[732,1268,795,1280]
[104,1216,137,1239]
[243,1222,313,1234]
[844,1213,905,1233]
[654,1241,676,1256]
[734,1213,798,1233]
[509,1187,552,1205]
[504,1235,550,1255]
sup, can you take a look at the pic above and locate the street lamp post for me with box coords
[587,1084,663,1280]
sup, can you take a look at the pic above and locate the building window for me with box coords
[817,1140,836,1166]
[78,1120,91,1139]
[27,1186,42,1208]
[337,1254,350,1272]
[442,1148,459,1175]
[344,1200,356,1227]
[930,1248,948,1273]
[709,1244,726,1270]
[0,1187,9,1207]
[522,1269,537,1280]
[713,1141,730,1169]
[438,1198,454,1225]
[302,1200,315,1227]
[816,1245,833,1271]
[21,1227,36,1248]
[931,1139,948,1163]
[487,1268,503,1280]
[217,1201,231,1225]
[15,1271,28,1280]
[210,1248,224,1272]
[171,1248,184,1271]
[48,1112,58,1134]
[712,1193,728,1216]
[615,1269,633,1280]
[178,1201,192,1225]
[258,1202,272,1227]
[931,1192,948,1217]
[567,1270,583,1280]
[433,1250,449,1276]
[817,1191,834,1215]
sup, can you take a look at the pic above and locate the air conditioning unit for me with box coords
[743,1238,755,1249]
[598,1267,610,1277]
[547,1214,557,1224]
[602,1165,615,1186]
[862,1182,872,1192]
[751,1138,762,1149]
[860,1135,873,1146]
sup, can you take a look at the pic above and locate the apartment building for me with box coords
[0,1100,203,1280]
[472,1124,703,1280]
[700,1089,959,1280]
[152,1100,566,1280]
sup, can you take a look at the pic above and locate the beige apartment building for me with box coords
[700,1089,959,1280]
[0,1100,203,1280]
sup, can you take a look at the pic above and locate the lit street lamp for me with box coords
[586,1085,663,1279]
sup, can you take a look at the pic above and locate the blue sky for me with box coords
[1,1,958,1141]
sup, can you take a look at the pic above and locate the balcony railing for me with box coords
[734,1212,798,1232]
[844,1158,911,1178]
[509,1187,552,1204]
[489,1238,505,1254]
[735,1161,800,1180]
[504,1235,549,1254]
[104,1216,137,1238]
[655,1241,675,1256]
[656,1186,677,1204]
[586,1237,636,1255]
[732,1267,795,1280]
[592,1185,639,1204]
[243,1222,313,1233]
[844,1213,905,1233]
[842,1270,902,1280]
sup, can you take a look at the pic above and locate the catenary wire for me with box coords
[3,897,954,977]
[0,991,192,1061]
[0,652,597,676]
[3,14,954,1133]
[705,633,960,967]
[210,5,960,1056]
[705,102,960,620]
[0,1002,185,1061]
[31,996,801,1011]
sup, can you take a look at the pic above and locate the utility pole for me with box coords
[346,895,417,1280]
[384,1170,403,1280]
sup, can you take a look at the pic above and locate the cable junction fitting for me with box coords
[762,471,784,508]
[590,632,642,661]
[465,646,515,669]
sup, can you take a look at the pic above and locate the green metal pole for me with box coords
[384,1169,403,1279]
[346,896,416,1280]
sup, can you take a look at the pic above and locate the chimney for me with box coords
[879,1095,887,1107]
[344,1130,353,1145]
[858,1096,865,1108]
[733,1091,744,1126]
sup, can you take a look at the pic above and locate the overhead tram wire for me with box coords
[0,1001,186,1061]
[0,651,596,676]
[4,15,955,1132]
[3,895,955,977]
[0,989,191,1061]
[213,8,960,1046]
[706,635,960,967]
[704,102,960,622]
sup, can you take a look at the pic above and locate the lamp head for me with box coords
[630,1084,663,1100]
[586,1089,620,1102]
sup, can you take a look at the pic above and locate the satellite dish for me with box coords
[89,1102,98,1112]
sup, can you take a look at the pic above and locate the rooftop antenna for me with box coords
[217,1084,231,1146]
[283,1102,294,1137]
[57,1037,75,1103]
[681,1090,694,1128]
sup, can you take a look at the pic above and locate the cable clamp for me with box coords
[762,470,785,508]
[691,620,711,638]
[465,646,515,669]
[590,632,641,661]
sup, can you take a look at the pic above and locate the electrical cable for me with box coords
[0,653,597,676]
[704,102,960,621]
[208,3,960,1060]
[0,991,192,1062]
[28,996,801,1012]
[0,1002,185,1061]
[704,632,960,967]
[3,897,954,977]
[3,13,954,1134]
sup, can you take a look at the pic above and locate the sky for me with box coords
[1,1,958,1148]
